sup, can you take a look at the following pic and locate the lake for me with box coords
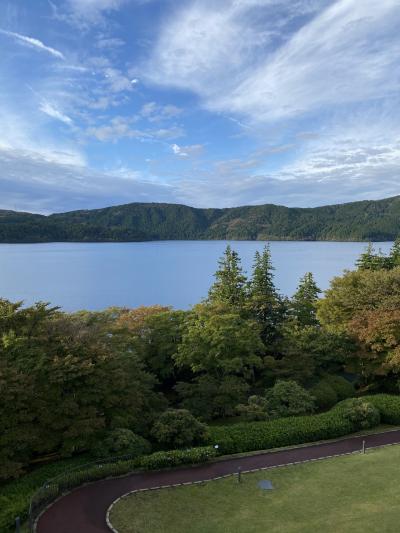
[0,241,393,311]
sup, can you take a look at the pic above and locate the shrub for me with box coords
[364,394,400,424]
[340,398,380,429]
[137,446,216,470]
[310,381,338,410]
[237,395,269,421]
[266,380,315,418]
[91,429,151,459]
[151,409,209,448]
[325,375,355,401]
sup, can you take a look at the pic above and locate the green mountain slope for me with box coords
[0,196,399,243]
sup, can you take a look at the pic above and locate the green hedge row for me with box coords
[1,446,216,532]
[365,394,400,425]
[209,404,363,455]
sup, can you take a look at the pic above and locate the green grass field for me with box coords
[110,444,400,533]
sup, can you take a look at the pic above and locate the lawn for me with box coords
[110,444,400,533]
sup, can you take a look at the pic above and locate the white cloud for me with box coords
[145,0,400,122]
[86,117,185,142]
[104,67,134,93]
[0,29,65,59]
[87,116,143,141]
[140,102,182,122]
[95,36,125,49]
[39,101,73,125]
[171,143,204,157]
[221,0,400,121]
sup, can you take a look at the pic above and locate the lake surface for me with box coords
[0,241,393,311]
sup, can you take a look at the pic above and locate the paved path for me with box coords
[37,429,400,533]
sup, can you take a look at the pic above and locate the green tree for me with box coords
[356,243,388,271]
[247,246,287,345]
[291,272,321,327]
[318,268,400,388]
[389,238,400,268]
[265,325,352,385]
[208,245,247,307]
[174,303,263,380]
[0,301,163,479]
[176,375,249,420]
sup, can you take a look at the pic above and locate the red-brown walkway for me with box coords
[37,429,400,533]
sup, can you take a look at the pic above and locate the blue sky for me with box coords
[0,0,399,213]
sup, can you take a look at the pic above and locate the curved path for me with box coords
[37,429,400,533]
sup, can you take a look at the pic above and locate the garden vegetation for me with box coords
[1,240,400,529]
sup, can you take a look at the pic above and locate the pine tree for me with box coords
[389,238,400,268]
[291,272,321,327]
[356,243,388,270]
[208,245,247,307]
[247,246,286,345]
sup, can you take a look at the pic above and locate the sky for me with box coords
[0,0,399,214]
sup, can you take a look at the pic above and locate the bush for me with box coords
[137,446,216,470]
[266,380,315,418]
[236,395,269,421]
[364,394,400,424]
[151,409,209,448]
[310,381,338,410]
[325,375,355,401]
[91,429,151,459]
[340,398,380,429]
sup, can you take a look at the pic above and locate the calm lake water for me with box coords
[0,241,393,311]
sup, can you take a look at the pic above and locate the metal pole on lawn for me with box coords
[362,440,366,454]
[238,466,242,483]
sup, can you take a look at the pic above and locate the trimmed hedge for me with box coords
[137,446,215,470]
[209,404,364,455]
[364,394,400,425]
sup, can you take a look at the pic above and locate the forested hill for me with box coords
[0,195,400,242]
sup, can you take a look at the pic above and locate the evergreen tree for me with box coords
[291,272,321,327]
[247,246,286,345]
[208,245,247,307]
[356,243,388,271]
[389,237,400,268]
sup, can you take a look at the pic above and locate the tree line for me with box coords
[1,241,400,480]
[1,195,400,242]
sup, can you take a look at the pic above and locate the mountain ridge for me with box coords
[0,195,399,243]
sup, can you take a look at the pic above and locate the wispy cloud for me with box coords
[0,29,65,59]
[140,102,182,122]
[171,143,204,157]
[145,0,400,123]
[39,101,73,125]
